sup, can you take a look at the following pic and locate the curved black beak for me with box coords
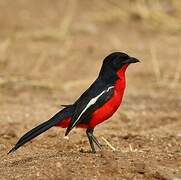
[128,57,140,64]
[123,57,140,64]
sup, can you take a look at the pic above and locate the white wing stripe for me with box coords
[71,86,114,127]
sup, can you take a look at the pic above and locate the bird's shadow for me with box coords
[6,153,61,167]
[6,149,97,167]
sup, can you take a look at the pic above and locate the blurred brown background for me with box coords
[0,0,181,179]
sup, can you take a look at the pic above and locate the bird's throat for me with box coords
[116,64,129,79]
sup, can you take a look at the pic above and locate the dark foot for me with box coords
[79,149,96,154]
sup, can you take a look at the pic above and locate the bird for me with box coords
[8,52,139,154]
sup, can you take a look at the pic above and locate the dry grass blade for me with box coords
[149,43,161,84]
[59,0,77,38]
[0,38,11,61]
[171,47,181,88]
[129,144,134,152]
[30,51,47,75]
[129,144,138,152]
[101,137,116,151]
[0,76,93,91]
[0,76,63,90]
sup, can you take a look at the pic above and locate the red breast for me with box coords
[88,65,128,128]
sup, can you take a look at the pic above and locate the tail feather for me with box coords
[8,106,74,154]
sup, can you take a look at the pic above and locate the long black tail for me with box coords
[8,106,74,154]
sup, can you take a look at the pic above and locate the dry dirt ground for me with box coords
[0,0,181,180]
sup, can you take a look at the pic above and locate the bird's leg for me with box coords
[91,134,102,149]
[86,128,101,153]
[86,129,96,153]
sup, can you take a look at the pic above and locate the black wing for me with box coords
[65,79,114,135]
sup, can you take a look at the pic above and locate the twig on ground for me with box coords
[101,137,116,151]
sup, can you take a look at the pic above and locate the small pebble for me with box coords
[56,162,62,168]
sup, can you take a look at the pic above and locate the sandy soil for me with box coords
[0,0,180,179]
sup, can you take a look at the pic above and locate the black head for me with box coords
[103,52,140,71]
